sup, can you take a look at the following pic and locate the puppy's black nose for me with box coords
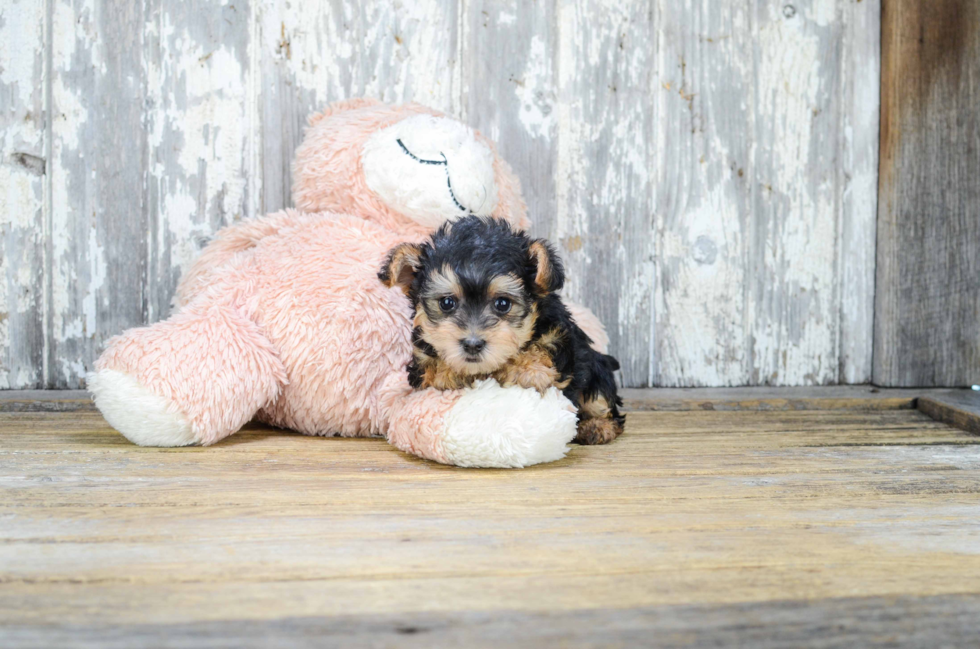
[461,336,486,355]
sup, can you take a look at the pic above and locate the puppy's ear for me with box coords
[528,239,565,294]
[379,243,422,295]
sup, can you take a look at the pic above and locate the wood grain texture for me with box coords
[652,0,880,388]
[875,0,980,387]
[0,1,882,388]
[838,0,881,385]
[4,595,980,648]
[255,0,459,214]
[2,409,980,645]
[0,0,46,389]
[918,390,980,435]
[620,385,925,411]
[47,0,147,388]
[2,385,974,415]
[555,0,656,387]
[461,0,557,238]
[0,389,96,411]
[142,0,252,321]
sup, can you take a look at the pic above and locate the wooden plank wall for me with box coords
[0,0,880,389]
[0,0,47,389]
[875,0,980,387]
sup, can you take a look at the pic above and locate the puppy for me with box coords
[379,216,624,445]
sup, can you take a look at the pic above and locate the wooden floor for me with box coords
[3,392,980,647]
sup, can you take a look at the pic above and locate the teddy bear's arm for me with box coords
[378,372,578,468]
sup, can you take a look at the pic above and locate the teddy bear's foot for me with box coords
[87,369,198,447]
[438,380,578,468]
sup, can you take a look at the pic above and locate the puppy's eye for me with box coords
[493,297,512,314]
[439,296,458,312]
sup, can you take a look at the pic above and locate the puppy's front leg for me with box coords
[418,358,473,391]
[492,347,561,394]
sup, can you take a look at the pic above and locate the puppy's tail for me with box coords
[600,353,620,372]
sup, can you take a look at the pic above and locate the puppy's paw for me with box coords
[498,364,559,394]
[421,361,472,391]
[574,417,623,445]
[493,349,559,394]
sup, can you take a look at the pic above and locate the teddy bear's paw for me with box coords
[438,379,578,468]
[87,369,198,447]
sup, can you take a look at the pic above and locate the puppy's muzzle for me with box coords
[460,336,486,357]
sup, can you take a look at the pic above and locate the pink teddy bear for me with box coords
[88,99,609,468]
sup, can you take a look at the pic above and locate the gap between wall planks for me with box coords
[874,0,980,387]
[0,0,879,390]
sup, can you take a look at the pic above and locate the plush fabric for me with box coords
[89,100,609,468]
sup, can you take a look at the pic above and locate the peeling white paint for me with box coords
[515,35,554,138]
[142,1,251,323]
[0,0,46,387]
[556,0,655,384]
[806,0,837,28]
[656,181,746,386]
[48,0,98,374]
[837,0,879,384]
[0,166,38,231]
[82,224,105,337]
[0,0,45,105]
[255,0,457,214]
[50,76,88,150]
[650,0,879,387]
[749,8,838,384]
[0,0,880,389]
[362,1,458,109]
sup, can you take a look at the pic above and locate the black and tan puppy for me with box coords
[379,216,623,445]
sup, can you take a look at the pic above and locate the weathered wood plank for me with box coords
[620,385,926,411]
[45,0,254,384]
[0,0,47,389]
[875,0,980,387]
[0,0,884,389]
[4,386,973,414]
[461,0,557,239]
[0,389,95,412]
[838,0,881,384]
[652,0,748,387]
[141,0,252,321]
[47,0,147,388]
[255,0,355,215]
[2,408,980,644]
[0,409,963,453]
[653,1,880,388]
[255,0,459,214]
[5,594,980,649]
[918,390,980,435]
[555,0,655,387]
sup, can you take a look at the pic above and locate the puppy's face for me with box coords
[414,264,534,375]
[379,217,564,376]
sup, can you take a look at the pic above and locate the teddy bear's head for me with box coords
[292,99,529,237]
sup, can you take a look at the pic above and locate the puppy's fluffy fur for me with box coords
[380,216,624,444]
